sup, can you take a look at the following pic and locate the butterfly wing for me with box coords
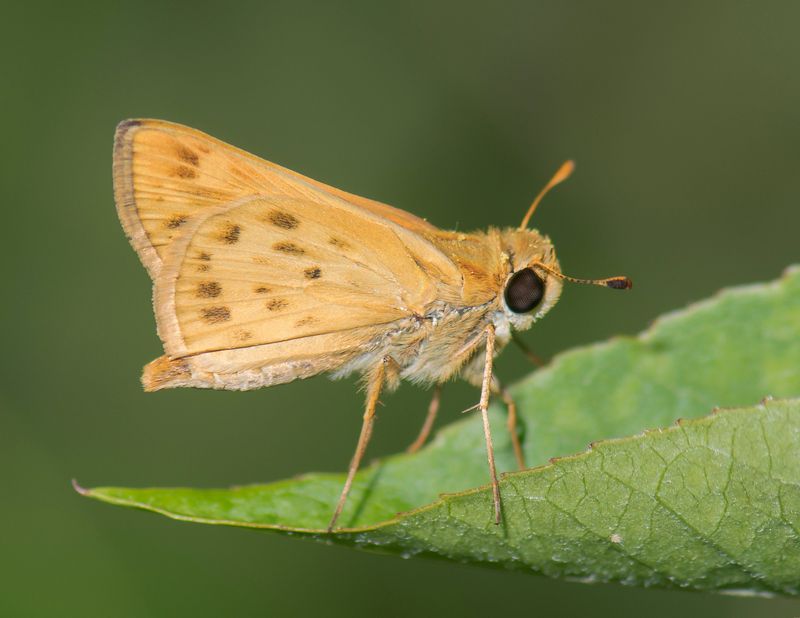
[156,194,448,358]
[113,120,464,390]
[114,119,441,279]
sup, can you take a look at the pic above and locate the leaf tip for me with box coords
[71,478,90,496]
[782,263,800,278]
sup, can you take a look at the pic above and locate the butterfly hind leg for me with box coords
[327,358,390,532]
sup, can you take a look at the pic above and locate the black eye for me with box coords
[504,268,545,313]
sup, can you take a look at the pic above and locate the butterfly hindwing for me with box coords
[155,195,452,359]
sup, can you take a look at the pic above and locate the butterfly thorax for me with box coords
[348,227,564,387]
[425,226,562,318]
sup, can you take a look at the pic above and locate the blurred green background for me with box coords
[2,2,799,616]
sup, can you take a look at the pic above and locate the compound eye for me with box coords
[504,268,545,313]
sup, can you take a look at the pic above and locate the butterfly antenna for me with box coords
[519,160,575,230]
[533,261,632,290]
[519,160,576,230]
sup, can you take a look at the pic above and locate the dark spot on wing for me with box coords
[177,146,200,166]
[228,164,255,182]
[295,316,317,327]
[197,252,212,271]
[273,241,304,255]
[175,165,197,179]
[233,329,253,342]
[268,210,299,230]
[201,306,230,323]
[167,214,188,229]
[304,267,322,279]
[254,286,271,294]
[221,223,241,244]
[196,281,221,298]
[266,298,288,311]
[329,236,350,250]
[192,188,229,200]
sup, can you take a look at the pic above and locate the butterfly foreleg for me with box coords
[477,323,502,524]
[458,330,526,471]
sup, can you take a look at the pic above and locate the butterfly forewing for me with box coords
[114,119,446,279]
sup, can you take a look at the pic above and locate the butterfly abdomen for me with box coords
[142,355,193,391]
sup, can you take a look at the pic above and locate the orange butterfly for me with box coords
[114,119,631,530]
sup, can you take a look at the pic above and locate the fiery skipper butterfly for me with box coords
[113,119,631,531]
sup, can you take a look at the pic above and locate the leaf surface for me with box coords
[81,266,800,594]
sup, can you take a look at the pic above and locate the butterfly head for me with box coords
[493,160,632,335]
[497,229,564,332]
[497,226,632,336]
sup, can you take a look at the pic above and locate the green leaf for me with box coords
[80,266,800,594]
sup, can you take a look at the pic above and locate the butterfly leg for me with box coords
[493,382,526,470]
[327,359,386,532]
[406,384,442,454]
[479,324,502,525]
[511,331,546,367]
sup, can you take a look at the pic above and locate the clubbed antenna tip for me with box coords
[605,277,633,290]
